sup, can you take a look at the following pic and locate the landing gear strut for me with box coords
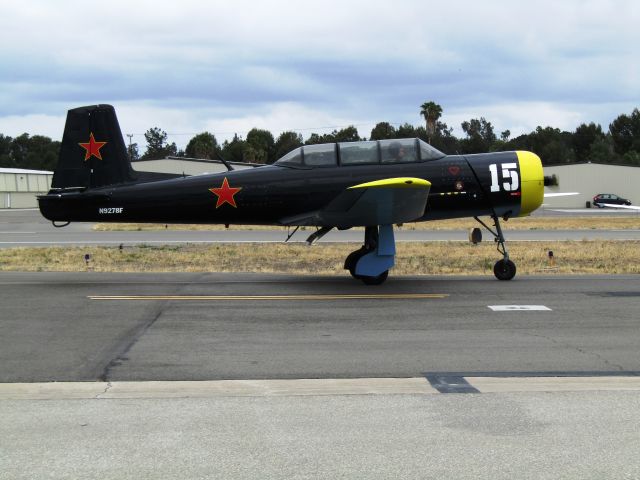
[474,215,516,281]
[344,225,395,285]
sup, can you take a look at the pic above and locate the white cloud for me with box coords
[118,101,375,148]
[0,0,638,143]
[0,114,66,139]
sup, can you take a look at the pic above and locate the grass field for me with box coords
[1,241,638,276]
[93,215,640,232]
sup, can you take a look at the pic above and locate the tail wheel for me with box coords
[494,259,516,281]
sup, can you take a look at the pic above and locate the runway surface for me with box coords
[1,208,639,247]
[2,271,640,478]
[2,272,639,382]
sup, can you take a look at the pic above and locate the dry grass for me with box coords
[93,215,640,232]
[1,241,638,275]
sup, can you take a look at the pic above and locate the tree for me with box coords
[274,131,303,160]
[29,135,61,171]
[370,122,396,140]
[245,128,275,164]
[305,126,361,145]
[185,132,219,159]
[142,127,177,160]
[6,133,60,170]
[419,101,443,144]
[396,123,418,138]
[623,150,640,166]
[333,126,361,142]
[609,108,640,155]
[587,136,616,164]
[221,134,246,163]
[127,143,140,162]
[507,126,575,164]
[9,133,30,167]
[0,134,14,167]
[305,132,334,145]
[573,122,604,160]
[430,121,459,154]
[460,117,497,154]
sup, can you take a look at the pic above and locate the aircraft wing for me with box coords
[281,177,431,228]
[598,203,640,210]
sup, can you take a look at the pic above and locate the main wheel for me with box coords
[493,259,516,281]
[360,270,389,285]
[344,247,368,279]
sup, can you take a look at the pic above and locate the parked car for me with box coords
[593,193,632,207]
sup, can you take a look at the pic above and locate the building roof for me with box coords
[0,168,53,175]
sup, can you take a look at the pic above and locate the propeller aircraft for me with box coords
[39,104,547,284]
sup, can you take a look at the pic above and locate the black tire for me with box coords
[360,270,389,285]
[493,259,516,281]
[344,247,368,279]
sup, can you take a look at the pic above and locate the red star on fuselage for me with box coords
[79,133,107,161]
[209,177,242,208]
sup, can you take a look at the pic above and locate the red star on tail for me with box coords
[79,133,107,161]
[209,177,242,208]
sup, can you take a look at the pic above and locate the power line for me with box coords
[124,121,412,139]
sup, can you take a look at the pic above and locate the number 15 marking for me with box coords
[489,163,519,192]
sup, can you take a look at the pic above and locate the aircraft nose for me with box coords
[517,151,544,216]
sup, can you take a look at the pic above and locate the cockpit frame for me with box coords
[275,138,445,169]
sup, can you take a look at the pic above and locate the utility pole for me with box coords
[126,134,134,160]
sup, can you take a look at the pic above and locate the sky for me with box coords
[0,0,638,150]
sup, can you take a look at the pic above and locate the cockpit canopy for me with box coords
[274,138,445,168]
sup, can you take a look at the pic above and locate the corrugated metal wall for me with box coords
[543,164,640,208]
[0,172,53,208]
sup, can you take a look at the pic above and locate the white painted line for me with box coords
[488,305,552,311]
[0,378,438,400]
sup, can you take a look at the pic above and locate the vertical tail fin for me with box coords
[51,104,135,191]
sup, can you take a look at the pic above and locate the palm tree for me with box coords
[419,101,443,144]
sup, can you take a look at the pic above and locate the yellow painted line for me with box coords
[88,293,449,301]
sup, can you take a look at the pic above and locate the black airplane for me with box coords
[38,104,544,284]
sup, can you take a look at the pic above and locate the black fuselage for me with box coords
[39,152,524,226]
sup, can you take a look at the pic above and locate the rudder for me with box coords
[51,104,135,191]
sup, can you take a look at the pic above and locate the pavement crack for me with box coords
[98,304,167,382]
[97,277,199,382]
[97,382,113,399]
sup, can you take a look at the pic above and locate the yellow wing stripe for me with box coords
[348,177,431,190]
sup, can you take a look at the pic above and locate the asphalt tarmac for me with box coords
[2,220,640,478]
[2,272,640,382]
